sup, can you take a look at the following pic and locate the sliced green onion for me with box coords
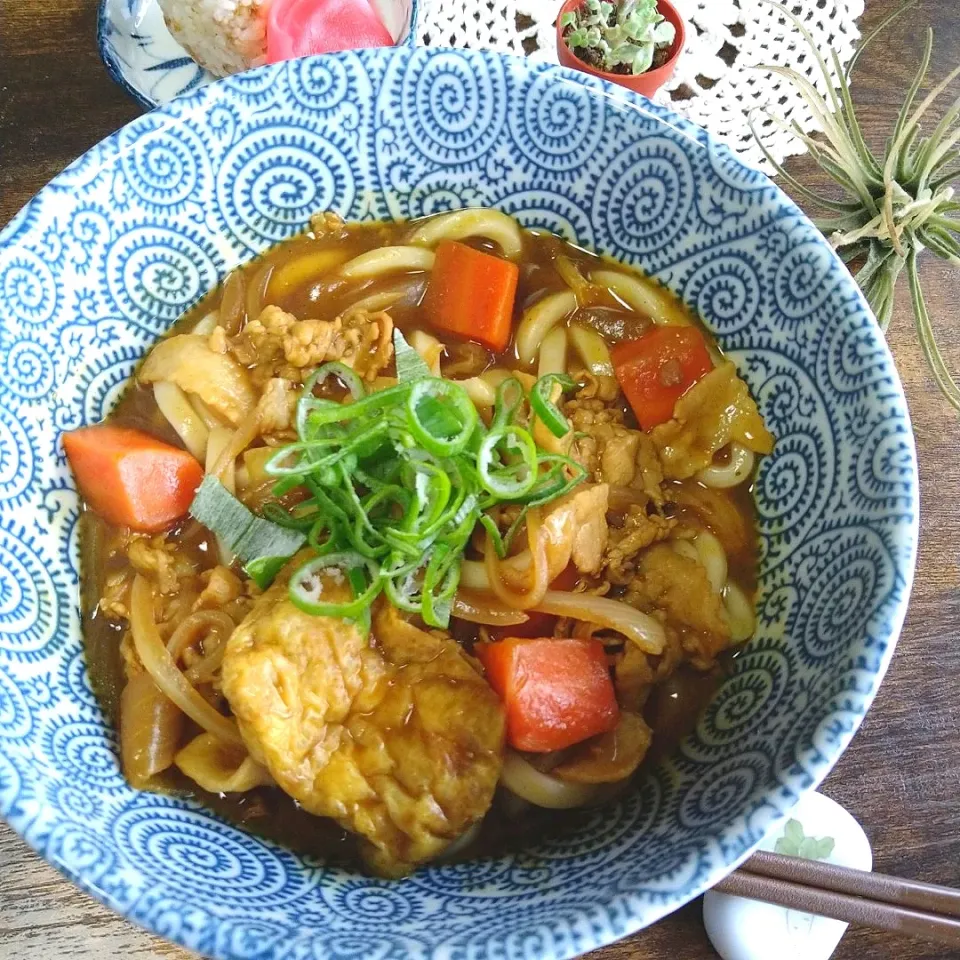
[422,543,460,628]
[491,376,525,430]
[347,566,373,637]
[477,425,538,498]
[405,459,453,536]
[406,379,478,457]
[478,512,508,559]
[303,361,366,402]
[307,514,342,555]
[264,419,392,477]
[294,382,412,433]
[297,362,366,436]
[260,501,322,531]
[525,455,588,506]
[188,329,589,627]
[289,552,383,619]
[243,555,297,590]
[383,561,427,613]
[530,373,577,438]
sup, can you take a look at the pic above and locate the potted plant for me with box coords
[556,0,684,97]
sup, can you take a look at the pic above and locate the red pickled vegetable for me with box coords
[266,0,394,63]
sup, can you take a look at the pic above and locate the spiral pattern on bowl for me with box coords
[327,882,419,926]
[118,118,207,210]
[395,51,507,164]
[0,666,31,741]
[50,781,104,821]
[106,226,219,327]
[70,345,143,423]
[791,529,894,665]
[773,239,838,320]
[0,527,61,661]
[820,309,892,397]
[593,137,694,258]
[216,129,355,253]
[853,418,915,511]
[0,406,35,505]
[3,340,54,401]
[689,647,793,757]
[683,253,763,334]
[44,719,124,789]
[285,56,355,112]
[493,189,594,247]
[113,804,313,905]
[404,172,485,218]
[679,751,772,829]
[0,249,58,326]
[58,647,99,714]
[214,918,290,959]
[508,72,605,175]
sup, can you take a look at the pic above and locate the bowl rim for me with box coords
[0,44,920,959]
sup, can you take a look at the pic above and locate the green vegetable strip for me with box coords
[296,361,367,436]
[530,373,577,438]
[302,361,366,401]
[491,377,525,431]
[393,327,432,382]
[187,330,588,626]
[422,543,460,627]
[188,476,306,589]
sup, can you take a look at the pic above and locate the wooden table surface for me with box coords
[2,0,959,957]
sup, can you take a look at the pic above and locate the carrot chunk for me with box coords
[612,326,713,431]
[63,425,203,532]
[422,240,519,352]
[474,637,619,752]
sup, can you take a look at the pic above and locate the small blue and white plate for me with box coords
[97,0,419,108]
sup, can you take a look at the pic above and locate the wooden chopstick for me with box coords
[714,851,960,947]
[745,852,960,918]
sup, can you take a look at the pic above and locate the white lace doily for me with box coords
[416,0,865,172]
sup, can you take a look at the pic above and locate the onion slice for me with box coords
[166,610,235,664]
[530,590,666,655]
[130,576,243,747]
[501,751,602,809]
[452,590,530,626]
[484,507,548,610]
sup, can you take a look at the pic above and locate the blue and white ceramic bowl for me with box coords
[0,48,917,959]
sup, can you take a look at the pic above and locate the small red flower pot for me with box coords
[556,0,685,97]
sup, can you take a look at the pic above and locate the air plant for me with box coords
[752,0,960,412]
[561,0,676,76]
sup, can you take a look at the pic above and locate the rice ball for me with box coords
[157,0,268,77]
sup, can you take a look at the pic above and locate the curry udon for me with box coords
[70,208,774,876]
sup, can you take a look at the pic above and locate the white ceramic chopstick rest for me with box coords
[703,791,873,960]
